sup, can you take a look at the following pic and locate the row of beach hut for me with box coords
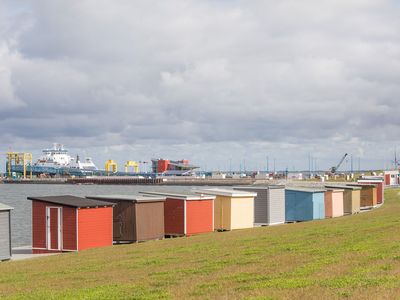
[0,178,386,259]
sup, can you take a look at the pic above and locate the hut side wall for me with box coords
[359,187,377,207]
[78,207,113,251]
[186,200,214,235]
[285,191,314,221]
[0,211,11,260]
[32,201,49,252]
[113,201,136,242]
[312,193,325,219]
[331,191,344,218]
[135,202,164,241]
[325,191,333,218]
[343,190,360,214]
[254,189,268,224]
[268,189,285,225]
[164,199,185,235]
[352,190,361,213]
[62,206,77,250]
[230,197,254,230]
[214,196,232,231]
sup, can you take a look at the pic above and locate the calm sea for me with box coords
[0,184,197,247]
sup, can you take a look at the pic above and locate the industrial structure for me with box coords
[6,152,32,179]
[329,153,348,174]
[105,160,118,173]
[124,161,139,173]
[151,159,198,175]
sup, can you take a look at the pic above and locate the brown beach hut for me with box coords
[347,184,377,208]
[86,195,166,243]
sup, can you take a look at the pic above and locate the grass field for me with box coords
[1,189,400,299]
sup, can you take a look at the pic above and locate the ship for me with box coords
[9,143,100,177]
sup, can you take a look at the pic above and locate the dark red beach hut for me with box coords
[27,195,114,253]
[140,191,215,236]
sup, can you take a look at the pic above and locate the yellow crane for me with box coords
[6,152,33,179]
[125,161,139,173]
[105,160,118,173]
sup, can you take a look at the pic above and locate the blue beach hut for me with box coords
[285,187,326,222]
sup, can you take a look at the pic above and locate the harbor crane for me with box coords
[329,153,348,174]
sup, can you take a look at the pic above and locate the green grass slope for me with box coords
[1,189,400,299]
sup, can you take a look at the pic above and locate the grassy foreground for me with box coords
[1,190,400,299]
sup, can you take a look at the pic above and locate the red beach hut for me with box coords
[27,195,114,253]
[140,191,215,236]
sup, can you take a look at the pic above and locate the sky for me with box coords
[1,0,400,172]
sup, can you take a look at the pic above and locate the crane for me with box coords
[330,153,348,174]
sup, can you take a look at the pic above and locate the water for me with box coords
[0,184,195,247]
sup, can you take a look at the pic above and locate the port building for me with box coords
[151,159,198,175]
[384,170,399,186]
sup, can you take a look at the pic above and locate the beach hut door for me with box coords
[46,207,62,250]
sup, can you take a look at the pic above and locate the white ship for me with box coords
[34,143,98,171]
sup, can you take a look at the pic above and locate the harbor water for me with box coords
[0,184,196,247]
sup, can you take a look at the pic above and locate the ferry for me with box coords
[10,144,99,177]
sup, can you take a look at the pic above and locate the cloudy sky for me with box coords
[1,0,400,172]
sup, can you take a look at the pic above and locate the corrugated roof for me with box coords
[358,179,384,183]
[325,184,362,190]
[0,203,13,211]
[233,185,285,190]
[325,188,345,192]
[194,188,257,197]
[285,187,326,193]
[347,183,377,187]
[86,195,166,203]
[27,195,114,208]
[140,191,215,201]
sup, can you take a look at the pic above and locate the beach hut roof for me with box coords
[285,187,326,193]
[194,188,257,197]
[0,203,13,211]
[325,185,361,190]
[86,195,166,203]
[27,195,114,208]
[139,191,215,201]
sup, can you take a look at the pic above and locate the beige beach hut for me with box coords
[195,188,256,231]
[324,188,344,218]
